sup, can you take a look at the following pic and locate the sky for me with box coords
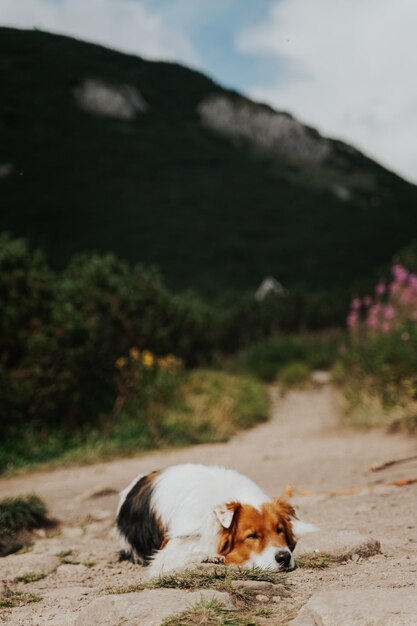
[1,0,417,183]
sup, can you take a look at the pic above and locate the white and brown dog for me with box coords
[116,463,316,576]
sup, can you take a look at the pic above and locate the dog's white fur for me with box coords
[117,463,317,576]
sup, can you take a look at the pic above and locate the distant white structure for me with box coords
[255,276,288,301]
[73,79,148,121]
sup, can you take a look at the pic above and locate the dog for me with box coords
[116,463,316,576]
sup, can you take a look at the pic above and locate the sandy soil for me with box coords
[1,381,417,624]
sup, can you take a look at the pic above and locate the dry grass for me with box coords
[0,592,42,608]
[164,370,269,443]
[109,565,288,604]
[296,553,333,569]
[14,572,46,584]
[161,597,259,626]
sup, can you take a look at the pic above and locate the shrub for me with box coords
[279,362,311,387]
[231,332,343,382]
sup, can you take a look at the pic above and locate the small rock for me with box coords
[290,589,417,625]
[230,580,290,597]
[256,594,270,602]
[56,564,88,579]
[231,580,274,593]
[272,595,281,603]
[61,527,84,539]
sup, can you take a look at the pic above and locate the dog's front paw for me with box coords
[201,555,226,565]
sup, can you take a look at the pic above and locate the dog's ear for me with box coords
[214,502,241,529]
[274,498,296,520]
[274,498,318,537]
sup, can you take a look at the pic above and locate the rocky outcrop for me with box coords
[198,94,332,164]
[73,589,232,626]
[74,79,148,120]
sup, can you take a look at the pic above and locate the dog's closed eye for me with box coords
[245,533,259,540]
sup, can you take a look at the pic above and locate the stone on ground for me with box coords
[290,589,417,625]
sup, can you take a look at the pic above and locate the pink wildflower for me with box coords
[383,306,396,321]
[363,295,372,307]
[390,282,400,296]
[347,311,358,330]
[375,282,386,296]
[351,297,361,310]
[409,274,417,291]
[392,264,409,282]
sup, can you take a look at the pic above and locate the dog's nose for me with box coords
[275,550,291,568]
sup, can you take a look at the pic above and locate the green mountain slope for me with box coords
[1,27,417,293]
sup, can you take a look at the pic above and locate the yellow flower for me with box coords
[129,347,140,360]
[158,354,183,372]
[141,350,155,368]
[115,356,128,369]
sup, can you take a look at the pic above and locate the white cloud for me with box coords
[237,0,417,182]
[0,0,199,67]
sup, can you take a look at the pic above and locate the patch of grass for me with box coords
[161,598,258,626]
[255,607,273,618]
[83,561,96,568]
[335,368,417,433]
[278,362,311,388]
[109,565,288,601]
[1,370,268,476]
[0,496,47,536]
[58,550,80,565]
[0,592,42,608]
[15,544,34,555]
[14,572,46,584]
[109,565,288,600]
[230,332,343,382]
[0,495,50,557]
[296,553,333,569]
[163,371,269,444]
[151,566,287,593]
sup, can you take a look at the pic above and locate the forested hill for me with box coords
[1,27,417,293]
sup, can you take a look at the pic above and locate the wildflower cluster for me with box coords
[347,264,417,340]
[115,349,182,373]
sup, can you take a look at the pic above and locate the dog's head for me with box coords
[214,499,308,571]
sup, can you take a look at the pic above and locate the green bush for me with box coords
[279,362,311,387]
[231,332,343,382]
[0,237,214,435]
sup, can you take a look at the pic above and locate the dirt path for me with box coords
[1,381,417,624]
